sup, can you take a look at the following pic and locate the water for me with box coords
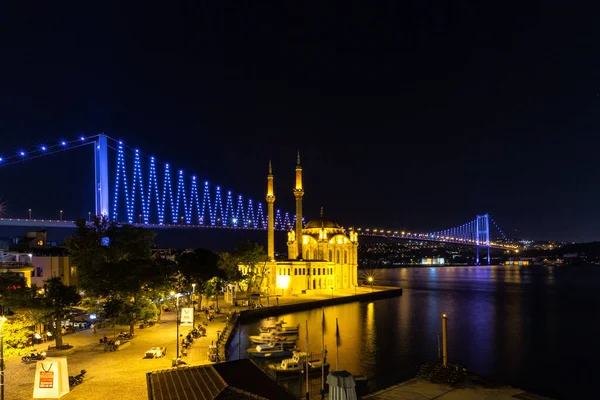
[229,265,600,399]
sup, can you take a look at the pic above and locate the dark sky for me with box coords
[1,2,600,242]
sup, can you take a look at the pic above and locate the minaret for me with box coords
[293,150,304,260]
[266,160,275,261]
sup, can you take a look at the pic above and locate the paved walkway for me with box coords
[363,378,553,400]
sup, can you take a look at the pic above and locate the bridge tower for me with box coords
[293,151,304,260]
[266,160,275,261]
[94,134,109,219]
[475,213,490,265]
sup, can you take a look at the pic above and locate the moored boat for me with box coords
[247,342,297,358]
[249,332,298,345]
[268,352,330,378]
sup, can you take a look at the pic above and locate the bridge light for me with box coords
[61,141,66,146]
[19,151,25,156]
[0,157,3,162]
[80,136,85,141]
[41,146,46,151]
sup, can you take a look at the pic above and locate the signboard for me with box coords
[180,307,194,326]
[33,357,70,398]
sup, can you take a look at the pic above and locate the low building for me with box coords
[146,359,296,400]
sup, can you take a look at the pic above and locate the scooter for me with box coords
[69,369,87,387]
[21,351,47,363]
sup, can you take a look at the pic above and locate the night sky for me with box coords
[1,2,600,242]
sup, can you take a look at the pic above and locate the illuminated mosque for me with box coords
[240,153,358,295]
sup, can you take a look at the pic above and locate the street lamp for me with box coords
[170,291,181,359]
[28,209,32,219]
[330,287,334,299]
[191,283,196,328]
[59,210,63,221]
[88,212,91,221]
[1,316,7,400]
[368,276,374,292]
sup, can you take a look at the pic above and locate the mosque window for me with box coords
[344,251,347,264]
[336,250,340,264]
[294,268,297,275]
[318,268,321,275]
[314,250,318,259]
[313,268,316,275]
[328,250,332,262]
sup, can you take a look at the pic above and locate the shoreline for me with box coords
[238,286,402,324]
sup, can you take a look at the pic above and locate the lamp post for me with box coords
[170,291,180,359]
[354,284,357,295]
[59,210,63,221]
[330,287,334,299]
[88,212,91,221]
[1,316,7,400]
[368,276,374,292]
[192,283,196,328]
[139,214,142,224]
[28,209,32,219]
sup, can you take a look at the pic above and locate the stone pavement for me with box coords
[362,378,553,400]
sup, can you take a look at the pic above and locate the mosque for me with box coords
[239,153,359,295]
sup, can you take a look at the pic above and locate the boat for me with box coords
[246,342,297,358]
[258,323,300,335]
[249,332,298,345]
[268,352,330,378]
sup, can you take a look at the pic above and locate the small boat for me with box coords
[258,324,300,335]
[268,352,330,378]
[249,332,298,345]
[247,342,296,358]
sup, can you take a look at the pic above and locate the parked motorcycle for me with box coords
[69,369,87,387]
[117,331,133,340]
[21,351,47,363]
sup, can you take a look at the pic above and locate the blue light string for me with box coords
[224,191,234,226]
[214,186,223,225]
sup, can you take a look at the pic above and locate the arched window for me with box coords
[313,250,318,259]
[328,250,333,262]
[336,250,340,264]
[344,251,348,264]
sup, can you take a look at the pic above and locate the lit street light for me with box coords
[192,283,196,328]
[139,214,142,224]
[330,287,334,299]
[59,210,63,221]
[88,211,91,221]
[28,208,31,220]
[170,291,181,360]
[368,276,374,292]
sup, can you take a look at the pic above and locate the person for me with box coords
[91,324,96,333]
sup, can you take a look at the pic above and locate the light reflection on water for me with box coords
[229,265,600,399]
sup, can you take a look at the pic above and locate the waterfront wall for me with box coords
[238,287,403,324]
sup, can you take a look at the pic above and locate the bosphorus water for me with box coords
[231,265,600,399]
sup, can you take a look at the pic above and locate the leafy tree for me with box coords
[203,277,224,311]
[0,273,32,315]
[44,277,81,348]
[3,313,36,356]
[65,218,172,335]
[234,241,268,294]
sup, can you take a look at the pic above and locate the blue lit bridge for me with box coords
[0,134,517,263]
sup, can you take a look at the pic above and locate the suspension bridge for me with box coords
[0,134,517,263]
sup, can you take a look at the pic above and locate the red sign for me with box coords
[39,371,54,388]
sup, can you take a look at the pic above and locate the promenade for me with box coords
[363,378,552,400]
[4,285,397,400]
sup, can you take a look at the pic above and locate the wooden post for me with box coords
[442,314,448,367]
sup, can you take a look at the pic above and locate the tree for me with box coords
[2,313,36,356]
[0,273,32,315]
[234,241,268,295]
[44,277,81,348]
[65,218,172,335]
[176,248,224,310]
[203,277,224,311]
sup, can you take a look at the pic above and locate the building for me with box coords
[0,252,34,287]
[146,359,297,400]
[239,154,359,296]
[30,255,78,287]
